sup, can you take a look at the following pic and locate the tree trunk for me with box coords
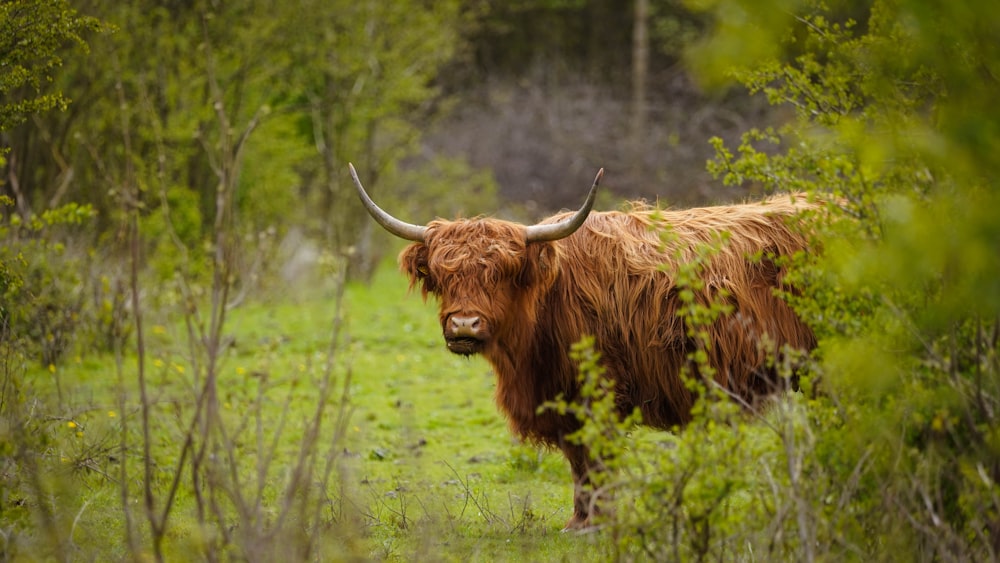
[630,0,650,181]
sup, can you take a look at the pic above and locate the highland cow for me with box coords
[350,163,818,530]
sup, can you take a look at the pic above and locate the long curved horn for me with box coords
[524,168,603,243]
[349,162,427,242]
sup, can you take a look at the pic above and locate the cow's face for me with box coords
[399,219,558,356]
[348,163,599,355]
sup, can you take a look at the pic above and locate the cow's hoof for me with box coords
[562,516,599,533]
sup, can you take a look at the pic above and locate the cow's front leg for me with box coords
[560,443,604,531]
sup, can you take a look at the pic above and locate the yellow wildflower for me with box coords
[931,414,945,432]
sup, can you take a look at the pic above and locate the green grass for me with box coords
[6,262,613,561]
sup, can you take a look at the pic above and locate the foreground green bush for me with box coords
[556,0,1000,560]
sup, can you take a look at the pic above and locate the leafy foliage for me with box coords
[549,0,1000,559]
[0,199,99,365]
[702,6,1000,556]
[0,0,104,131]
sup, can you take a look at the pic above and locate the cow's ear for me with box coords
[537,243,556,275]
[520,242,558,288]
[399,243,435,295]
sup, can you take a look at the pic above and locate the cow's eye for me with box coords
[417,264,430,277]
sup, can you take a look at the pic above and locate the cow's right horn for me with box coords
[349,163,427,242]
[524,168,603,243]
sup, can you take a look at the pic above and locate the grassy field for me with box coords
[8,261,616,561]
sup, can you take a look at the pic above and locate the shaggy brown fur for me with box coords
[397,193,819,530]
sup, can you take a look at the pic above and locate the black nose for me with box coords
[449,316,481,337]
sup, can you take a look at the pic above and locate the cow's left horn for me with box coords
[349,163,427,242]
[524,168,603,243]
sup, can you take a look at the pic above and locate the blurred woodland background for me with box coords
[2,0,783,286]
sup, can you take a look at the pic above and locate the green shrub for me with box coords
[700,2,1000,556]
[563,0,1000,559]
[0,200,98,366]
